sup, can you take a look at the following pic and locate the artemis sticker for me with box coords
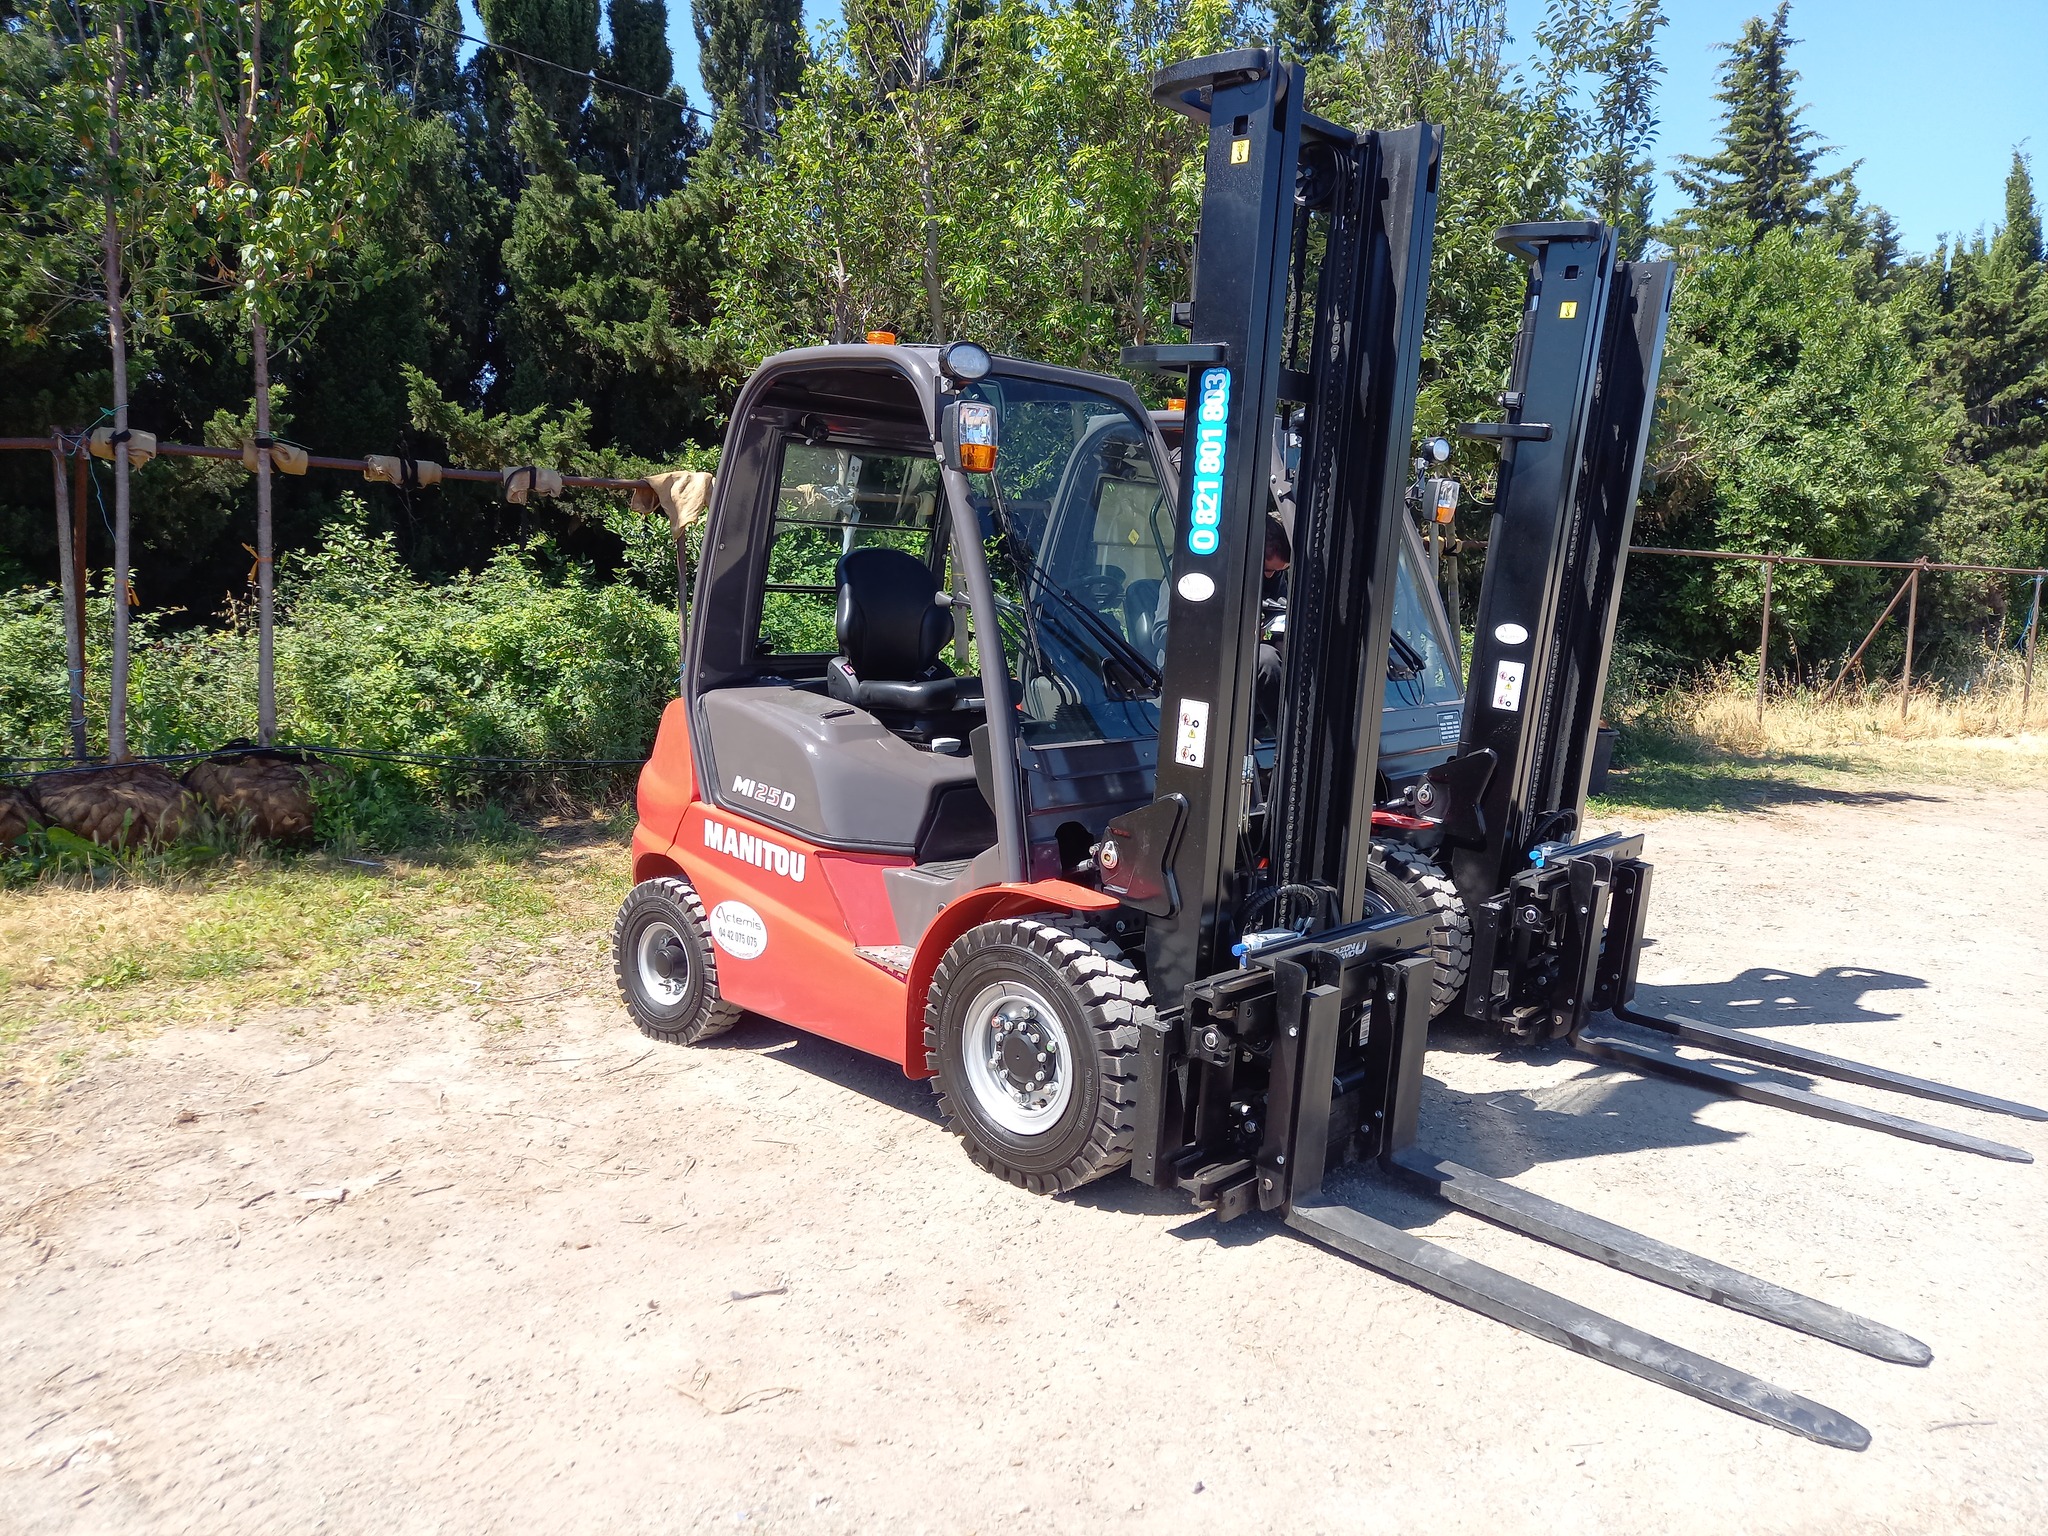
[1186,366,1231,557]
[708,900,768,960]
[1492,659,1527,712]
[1175,699,1211,767]
[702,816,807,882]
[1176,571,1216,602]
[1493,622,1529,645]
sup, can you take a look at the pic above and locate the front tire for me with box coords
[611,877,743,1044]
[1365,841,1473,1017]
[923,916,1150,1195]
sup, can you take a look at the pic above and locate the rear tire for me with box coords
[923,916,1150,1195]
[612,877,743,1044]
[1365,841,1472,1017]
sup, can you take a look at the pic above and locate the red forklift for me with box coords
[612,51,2039,1447]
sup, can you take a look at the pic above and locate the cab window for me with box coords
[756,441,942,657]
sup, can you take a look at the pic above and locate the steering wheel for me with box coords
[1076,567,1126,610]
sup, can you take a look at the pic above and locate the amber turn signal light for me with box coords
[865,330,897,345]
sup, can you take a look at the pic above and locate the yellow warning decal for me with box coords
[1230,139,1250,165]
[1558,300,1579,319]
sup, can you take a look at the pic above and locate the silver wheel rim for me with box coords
[635,919,692,1005]
[959,979,1074,1137]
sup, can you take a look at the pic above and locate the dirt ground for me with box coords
[3,783,2045,1534]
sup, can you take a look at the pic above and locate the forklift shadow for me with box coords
[703,1017,943,1124]
[1628,965,1927,1031]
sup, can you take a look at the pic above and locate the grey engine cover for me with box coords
[697,685,985,857]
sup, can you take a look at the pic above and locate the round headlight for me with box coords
[941,340,993,383]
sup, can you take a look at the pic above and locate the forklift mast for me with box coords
[1119,52,1439,1003]
[1098,51,1444,1216]
[1443,225,1673,911]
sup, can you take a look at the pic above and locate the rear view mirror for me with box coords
[942,399,998,474]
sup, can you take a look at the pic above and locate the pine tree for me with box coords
[1993,148,2042,270]
[1574,0,1665,261]
[1666,2,1846,246]
[693,0,803,153]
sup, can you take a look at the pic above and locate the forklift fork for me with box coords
[1225,917,1923,1451]
[1488,836,2045,1160]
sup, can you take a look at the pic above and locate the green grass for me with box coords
[0,819,633,1086]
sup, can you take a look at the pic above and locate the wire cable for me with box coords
[383,7,715,124]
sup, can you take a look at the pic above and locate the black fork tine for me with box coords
[1575,1028,2034,1163]
[1614,1005,2048,1122]
[1287,1193,1872,1450]
[1388,1149,1931,1364]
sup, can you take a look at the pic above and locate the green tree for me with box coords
[693,0,803,153]
[1636,225,1942,665]
[1271,0,1337,62]
[477,0,600,134]
[499,87,717,452]
[1572,0,1664,261]
[182,0,399,743]
[587,0,701,208]
[1,2,190,758]
[1665,3,1847,249]
[1895,150,2048,585]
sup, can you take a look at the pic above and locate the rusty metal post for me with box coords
[2022,574,2042,729]
[70,438,90,687]
[1756,557,1773,723]
[1900,563,1921,722]
[49,433,88,759]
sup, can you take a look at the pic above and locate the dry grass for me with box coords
[1599,659,2048,814]
[0,822,632,1091]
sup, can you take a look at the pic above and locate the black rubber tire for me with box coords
[1365,841,1472,1017]
[611,877,743,1044]
[923,915,1150,1195]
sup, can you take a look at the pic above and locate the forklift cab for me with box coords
[683,342,1175,918]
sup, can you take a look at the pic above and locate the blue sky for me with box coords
[462,0,2042,255]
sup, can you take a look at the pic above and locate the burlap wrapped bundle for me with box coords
[183,755,335,841]
[34,764,197,850]
[0,785,42,848]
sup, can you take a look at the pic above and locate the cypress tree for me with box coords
[693,0,803,153]
[590,0,699,206]
[477,0,601,134]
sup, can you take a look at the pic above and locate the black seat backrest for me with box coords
[835,546,952,682]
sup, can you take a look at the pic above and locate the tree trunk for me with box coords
[252,311,276,745]
[104,25,132,762]
[49,435,87,759]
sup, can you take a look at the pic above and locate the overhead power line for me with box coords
[383,6,716,124]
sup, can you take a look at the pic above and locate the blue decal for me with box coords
[1186,366,1230,557]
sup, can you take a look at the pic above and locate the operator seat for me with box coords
[825,546,974,717]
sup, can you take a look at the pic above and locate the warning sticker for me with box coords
[1491,660,1526,713]
[1175,699,1211,767]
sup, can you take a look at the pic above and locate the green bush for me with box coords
[1,516,681,819]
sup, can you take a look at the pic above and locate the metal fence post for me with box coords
[1900,563,1921,723]
[1756,556,1773,723]
[2023,573,2043,729]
